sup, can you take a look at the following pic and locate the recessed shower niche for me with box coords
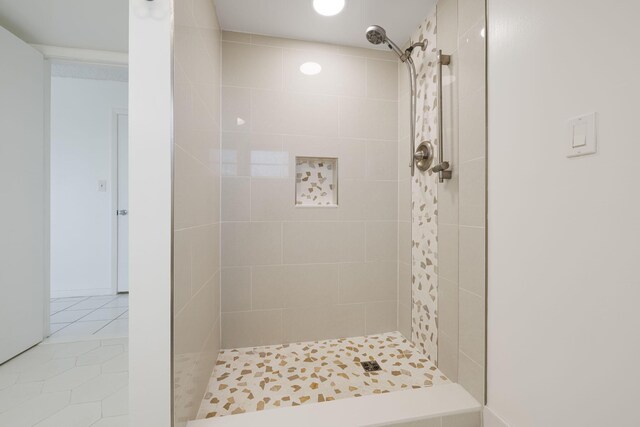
[295,156,338,207]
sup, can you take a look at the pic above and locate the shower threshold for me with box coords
[191,332,478,425]
[187,383,480,427]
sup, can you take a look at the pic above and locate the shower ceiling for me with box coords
[213,0,437,49]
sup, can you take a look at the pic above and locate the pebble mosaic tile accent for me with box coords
[410,11,440,360]
[295,157,338,206]
[196,332,449,419]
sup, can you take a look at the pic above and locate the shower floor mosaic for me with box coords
[196,331,449,419]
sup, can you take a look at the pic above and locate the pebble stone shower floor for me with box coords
[197,331,449,419]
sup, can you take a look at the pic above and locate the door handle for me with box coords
[117,210,128,216]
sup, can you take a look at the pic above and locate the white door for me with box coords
[116,113,129,293]
[0,27,45,363]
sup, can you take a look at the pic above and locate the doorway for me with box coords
[48,61,129,340]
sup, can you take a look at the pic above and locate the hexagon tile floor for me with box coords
[0,338,128,426]
[197,331,449,419]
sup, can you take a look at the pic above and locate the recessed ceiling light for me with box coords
[300,62,322,76]
[313,0,345,16]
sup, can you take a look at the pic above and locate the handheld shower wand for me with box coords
[365,25,430,176]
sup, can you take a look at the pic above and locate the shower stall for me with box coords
[171,0,486,425]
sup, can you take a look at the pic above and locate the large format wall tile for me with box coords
[338,97,398,140]
[252,90,339,136]
[457,0,485,35]
[459,226,485,296]
[220,34,400,347]
[220,267,251,312]
[438,277,459,338]
[221,86,250,132]
[365,300,398,334]
[366,58,399,101]
[221,177,250,221]
[366,140,399,180]
[284,49,366,97]
[281,264,340,308]
[433,0,486,404]
[250,178,296,221]
[221,222,282,267]
[222,42,283,90]
[282,221,366,264]
[338,262,398,304]
[458,352,484,403]
[438,330,459,382]
[282,304,366,343]
[173,2,222,424]
[458,86,486,163]
[365,222,398,262]
[221,310,283,348]
[458,20,486,100]
[221,132,285,178]
[459,289,485,365]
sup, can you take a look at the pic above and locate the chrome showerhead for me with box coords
[365,25,387,45]
[365,25,405,59]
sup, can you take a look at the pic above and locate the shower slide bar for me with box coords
[431,49,452,183]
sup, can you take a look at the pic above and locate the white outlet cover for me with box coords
[567,112,597,158]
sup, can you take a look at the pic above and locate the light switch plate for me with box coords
[98,180,107,192]
[567,112,597,158]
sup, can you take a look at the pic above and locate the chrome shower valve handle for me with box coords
[414,141,435,172]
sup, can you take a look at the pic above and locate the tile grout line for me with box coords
[49,296,128,339]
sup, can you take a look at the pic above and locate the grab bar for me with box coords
[431,50,452,182]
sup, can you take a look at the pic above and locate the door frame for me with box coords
[39,44,129,339]
[40,49,128,336]
[111,108,129,295]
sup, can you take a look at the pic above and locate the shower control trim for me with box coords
[414,141,435,172]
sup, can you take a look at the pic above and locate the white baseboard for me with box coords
[483,406,510,427]
[51,288,115,298]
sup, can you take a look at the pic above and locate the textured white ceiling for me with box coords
[0,0,128,52]
[213,0,437,50]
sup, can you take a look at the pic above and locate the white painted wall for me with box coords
[0,25,45,363]
[128,0,173,425]
[50,76,128,297]
[487,1,640,426]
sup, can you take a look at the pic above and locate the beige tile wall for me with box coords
[436,0,486,404]
[436,0,461,384]
[172,0,222,425]
[220,32,400,348]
